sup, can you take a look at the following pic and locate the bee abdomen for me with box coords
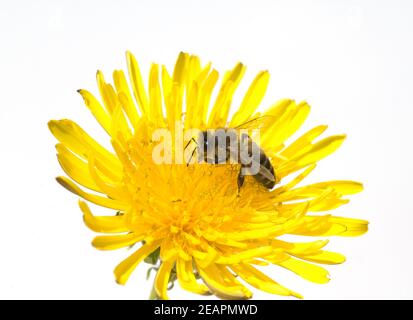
[255,174,276,189]
[253,150,276,189]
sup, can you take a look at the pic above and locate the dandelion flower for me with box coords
[48,52,368,300]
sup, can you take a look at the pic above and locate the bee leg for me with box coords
[186,146,197,167]
[184,137,197,151]
[237,170,245,196]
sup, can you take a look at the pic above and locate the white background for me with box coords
[0,0,412,299]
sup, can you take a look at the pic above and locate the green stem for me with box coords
[149,283,159,300]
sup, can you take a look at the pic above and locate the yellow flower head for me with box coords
[48,52,368,300]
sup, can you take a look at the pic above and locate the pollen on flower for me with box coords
[48,51,368,300]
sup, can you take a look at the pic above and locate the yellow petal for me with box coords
[48,119,122,172]
[224,225,284,241]
[148,63,164,127]
[262,101,310,149]
[114,241,161,285]
[92,233,144,250]
[56,144,100,192]
[207,80,234,128]
[160,238,179,262]
[184,80,199,129]
[184,62,213,128]
[281,125,328,159]
[79,201,128,233]
[161,65,172,104]
[273,239,329,255]
[231,263,302,298]
[290,215,343,236]
[191,241,218,268]
[245,259,270,266]
[215,246,273,264]
[309,181,363,195]
[173,51,189,85]
[155,259,175,300]
[278,257,330,284]
[329,216,369,237]
[198,263,252,299]
[96,71,117,114]
[278,134,346,177]
[274,187,349,213]
[291,215,368,237]
[273,164,316,194]
[77,89,112,135]
[230,70,269,127]
[281,101,311,142]
[176,258,210,295]
[310,197,349,211]
[296,250,346,265]
[223,62,245,86]
[56,176,128,210]
[293,135,346,167]
[276,181,363,203]
[185,55,201,91]
[163,52,188,131]
[193,69,219,129]
[197,62,212,83]
[111,104,132,141]
[113,69,140,128]
[260,99,297,147]
[126,51,149,115]
[208,62,245,127]
[87,154,129,201]
[262,98,293,122]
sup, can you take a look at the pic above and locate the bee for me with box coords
[185,116,277,191]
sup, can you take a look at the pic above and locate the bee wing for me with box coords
[257,162,276,182]
[232,115,276,142]
[232,114,276,131]
[239,156,276,182]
